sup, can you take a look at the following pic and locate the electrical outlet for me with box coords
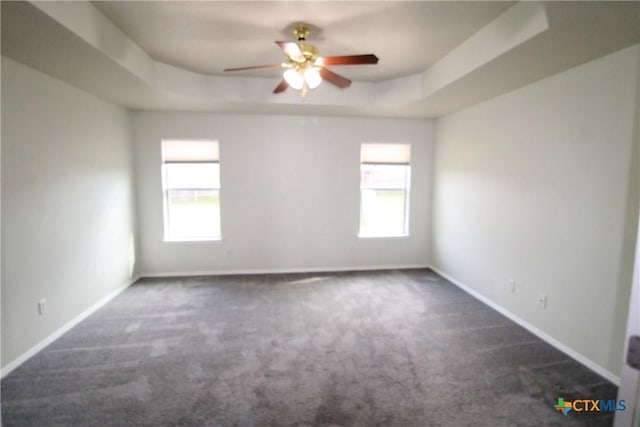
[509,280,516,293]
[38,299,47,315]
[537,294,547,309]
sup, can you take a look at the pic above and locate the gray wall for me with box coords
[431,45,640,378]
[132,113,434,275]
[1,57,138,370]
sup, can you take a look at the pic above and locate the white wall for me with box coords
[431,45,640,378]
[133,113,434,275]
[5,40,635,387]
[1,57,138,370]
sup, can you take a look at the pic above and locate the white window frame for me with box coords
[161,139,221,242]
[359,143,411,238]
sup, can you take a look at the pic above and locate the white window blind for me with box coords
[162,139,219,163]
[361,143,411,165]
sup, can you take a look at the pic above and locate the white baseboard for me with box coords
[1,276,140,379]
[140,264,430,278]
[429,266,620,386]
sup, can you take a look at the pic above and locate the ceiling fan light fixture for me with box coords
[284,68,304,90]
[304,67,322,89]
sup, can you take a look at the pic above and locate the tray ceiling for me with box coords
[2,1,639,118]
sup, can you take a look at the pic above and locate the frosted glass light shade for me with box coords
[304,67,322,89]
[284,69,304,90]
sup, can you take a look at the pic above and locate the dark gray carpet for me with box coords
[2,269,617,426]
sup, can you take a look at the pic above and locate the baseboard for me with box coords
[429,265,620,386]
[1,275,140,379]
[140,264,430,278]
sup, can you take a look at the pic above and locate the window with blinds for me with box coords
[359,143,411,238]
[161,140,221,241]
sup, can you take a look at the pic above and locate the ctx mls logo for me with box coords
[554,397,626,416]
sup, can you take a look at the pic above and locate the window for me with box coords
[359,143,411,238]
[161,139,221,241]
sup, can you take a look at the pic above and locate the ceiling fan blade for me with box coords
[319,68,351,88]
[273,79,289,94]
[224,64,283,72]
[315,54,379,67]
[276,41,305,62]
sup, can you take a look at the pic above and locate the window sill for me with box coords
[163,237,223,243]
[358,234,409,240]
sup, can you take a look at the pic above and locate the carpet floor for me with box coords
[1,269,618,426]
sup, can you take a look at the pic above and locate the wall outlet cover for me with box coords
[537,294,547,309]
[38,299,47,315]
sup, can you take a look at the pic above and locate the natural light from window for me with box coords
[359,143,411,238]
[162,139,221,241]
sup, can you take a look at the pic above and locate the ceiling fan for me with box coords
[223,25,379,96]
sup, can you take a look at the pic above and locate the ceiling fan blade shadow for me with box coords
[319,68,351,88]
[316,54,378,66]
[223,64,283,72]
[273,79,289,94]
[276,41,305,62]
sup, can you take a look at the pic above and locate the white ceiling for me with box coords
[91,1,513,81]
[2,1,639,118]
